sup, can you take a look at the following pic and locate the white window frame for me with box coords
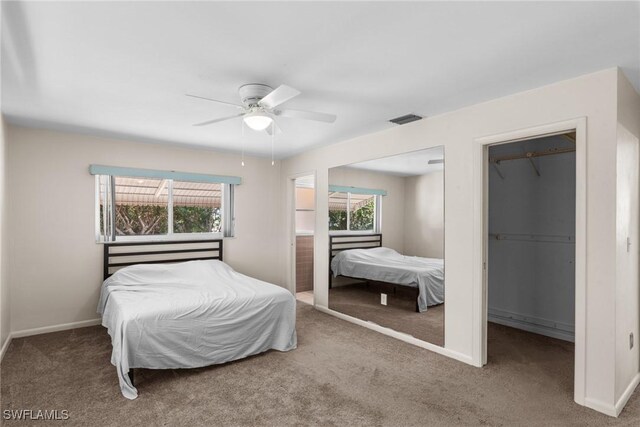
[95,176,235,243]
[329,192,381,235]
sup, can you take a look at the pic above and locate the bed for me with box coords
[98,239,297,399]
[329,234,444,312]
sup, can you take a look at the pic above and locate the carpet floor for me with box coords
[2,304,640,426]
[329,283,444,346]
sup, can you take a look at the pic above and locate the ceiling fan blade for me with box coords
[428,159,444,165]
[186,94,244,109]
[258,85,301,109]
[265,120,283,136]
[193,113,245,127]
[276,108,336,123]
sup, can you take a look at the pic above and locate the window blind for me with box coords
[89,165,242,185]
[328,185,386,196]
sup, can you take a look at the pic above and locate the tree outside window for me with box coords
[328,191,377,232]
[97,176,228,240]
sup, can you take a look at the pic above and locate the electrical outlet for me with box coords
[630,332,634,350]
[381,293,387,305]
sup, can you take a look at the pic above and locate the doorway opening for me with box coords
[293,175,315,305]
[486,132,578,401]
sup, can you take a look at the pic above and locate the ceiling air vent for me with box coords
[389,114,422,125]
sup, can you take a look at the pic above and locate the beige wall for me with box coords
[615,70,640,407]
[403,170,444,259]
[329,166,405,253]
[5,124,285,333]
[0,3,9,352]
[281,68,625,414]
[0,116,8,351]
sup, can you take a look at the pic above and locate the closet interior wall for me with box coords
[488,135,576,341]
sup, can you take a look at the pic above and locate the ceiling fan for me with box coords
[187,83,337,133]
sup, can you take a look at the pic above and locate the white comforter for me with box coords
[97,260,297,399]
[331,247,444,312]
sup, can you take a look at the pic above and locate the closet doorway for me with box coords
[488,133,576,341]
[293,174,315,305]
[482,127,586,404]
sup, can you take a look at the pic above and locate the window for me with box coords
[113,177,169,236]
[328,191,348,231]
[172,181,222,234]
[95,172,236,242]
[329,191,381,233]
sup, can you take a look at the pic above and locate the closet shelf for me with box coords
[489,146,575,164]
[490,145,576,178]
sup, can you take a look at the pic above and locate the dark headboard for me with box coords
[329,234,382,287]
[103,239,223,280]
[329,233,382,259]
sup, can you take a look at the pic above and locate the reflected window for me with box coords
[350,194,375,231]
[329,191,379,232]
[329,192,348,231]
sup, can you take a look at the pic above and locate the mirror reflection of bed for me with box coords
[328,146,445,346]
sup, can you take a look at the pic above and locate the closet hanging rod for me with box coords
[490,233,575,244]
[490,146,575,164]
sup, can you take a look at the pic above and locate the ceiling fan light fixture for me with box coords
[188,83,336,131]
[243,112,273,131]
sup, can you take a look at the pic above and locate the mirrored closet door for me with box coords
[328,147,445,346]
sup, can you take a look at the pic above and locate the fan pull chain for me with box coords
[240,120,245,167]
[271,124,275,166]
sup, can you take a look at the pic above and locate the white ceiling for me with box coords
[344,146,444,177]
[2,1,639,159]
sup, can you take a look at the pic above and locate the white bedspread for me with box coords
[97,260,297,399]
[331,247,444,312]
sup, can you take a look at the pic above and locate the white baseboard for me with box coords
[584,397,617,417]
[577,373,640,417]
[1,318,102,363]
[315,305,476,366]
[615,372,640,416]
[488,310,575,342]
[0,334,12,363]
[11,318,102,339]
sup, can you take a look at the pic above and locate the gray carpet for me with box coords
[329,283,444,346]
[2,304,639,426]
